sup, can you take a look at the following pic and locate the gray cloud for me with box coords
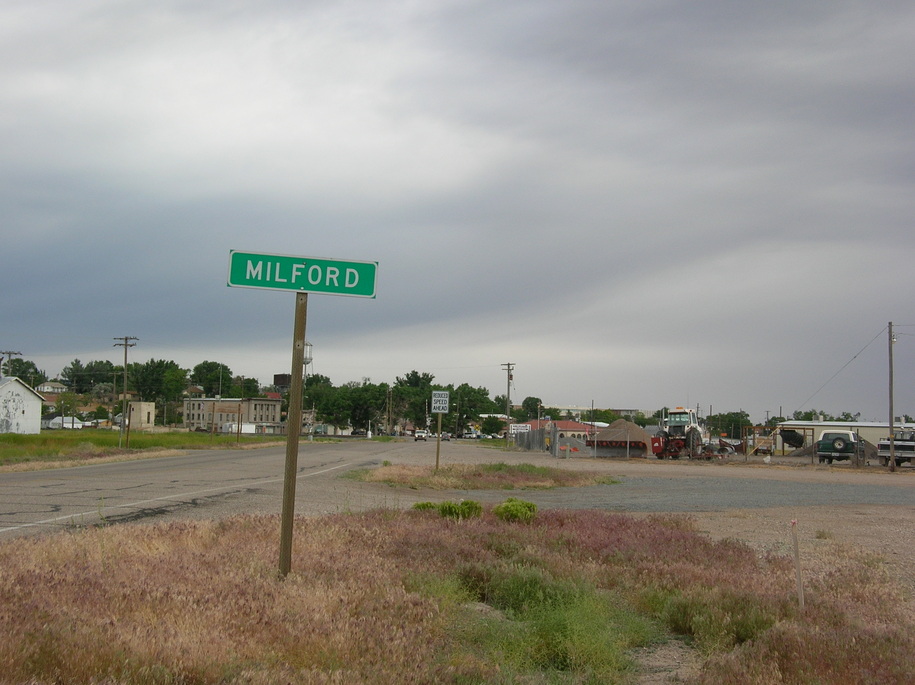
[2,0,913,421]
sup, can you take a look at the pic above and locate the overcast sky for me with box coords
[3,0,913,423]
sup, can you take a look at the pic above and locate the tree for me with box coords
[190,361,233,397]
[319,385,352,429]
[346,380,387,432]
[394,371,436,430]
[62,359,117,393]
[230,376,260,398]
[162,366,189,425]
[705,410,752,439]
[792,409,834,422]
[133,359,184,403]
[84,360,116,388]
[162,366,188,402]
[395,370,435,389]
[3,358,46,386]
[90,382,114,403]
[520,396,542,420]
[540,406,563,421]
[589,408,621,425]
[303,375,342,428]
[55,391,80,418]
[89,405,110,420]
[60,359,87,393]
[835,411,861,422]
[481,415,505,436]
[452,383,495,436]
[628,411,650,427]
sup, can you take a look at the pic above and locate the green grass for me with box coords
[0,430,283,467]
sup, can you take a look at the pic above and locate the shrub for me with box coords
[494,497,537,523]
[454,561,656,678]
[412,500,482,520]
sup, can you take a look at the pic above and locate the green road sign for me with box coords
[228,250,377,298]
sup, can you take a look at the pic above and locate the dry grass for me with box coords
[1,509,913,684]
[351,461,618,490]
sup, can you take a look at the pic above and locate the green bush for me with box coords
[493,497,537,523]
[455,562,657,678]
[412,500,482,520]
[645,586,779,653]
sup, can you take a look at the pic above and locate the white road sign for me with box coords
[431,391,449,414]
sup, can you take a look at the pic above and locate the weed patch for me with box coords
[493,497,538,523]
[354,461,618,490]
[1,508,911,683]
[413,499,483,520]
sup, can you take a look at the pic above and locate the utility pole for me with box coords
[502,362,514,445]
[0,350,22,378]
[889,322,896,472]
[113,336,138,449]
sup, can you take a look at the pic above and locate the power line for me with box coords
[796,327,885,411]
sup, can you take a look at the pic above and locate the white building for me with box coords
[35,381,67,394]
[46,416,86,430]
[0,377,45,434]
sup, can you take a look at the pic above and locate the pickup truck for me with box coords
[816,430,865,464]
[876,430,914,466]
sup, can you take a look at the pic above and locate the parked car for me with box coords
[876,430,915,466]
[816,430,865,464]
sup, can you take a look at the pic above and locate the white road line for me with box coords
[0,462,352,535]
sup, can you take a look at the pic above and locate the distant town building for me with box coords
[127,401,156,430]
[183,397,282,433]
[35,381,67,394]
[43,415,86,430]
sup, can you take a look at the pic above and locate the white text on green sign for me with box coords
[228,251,377,298]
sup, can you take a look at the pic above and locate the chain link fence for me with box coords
[512,426,593,458]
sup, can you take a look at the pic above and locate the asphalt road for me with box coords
[1,439,913,540]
